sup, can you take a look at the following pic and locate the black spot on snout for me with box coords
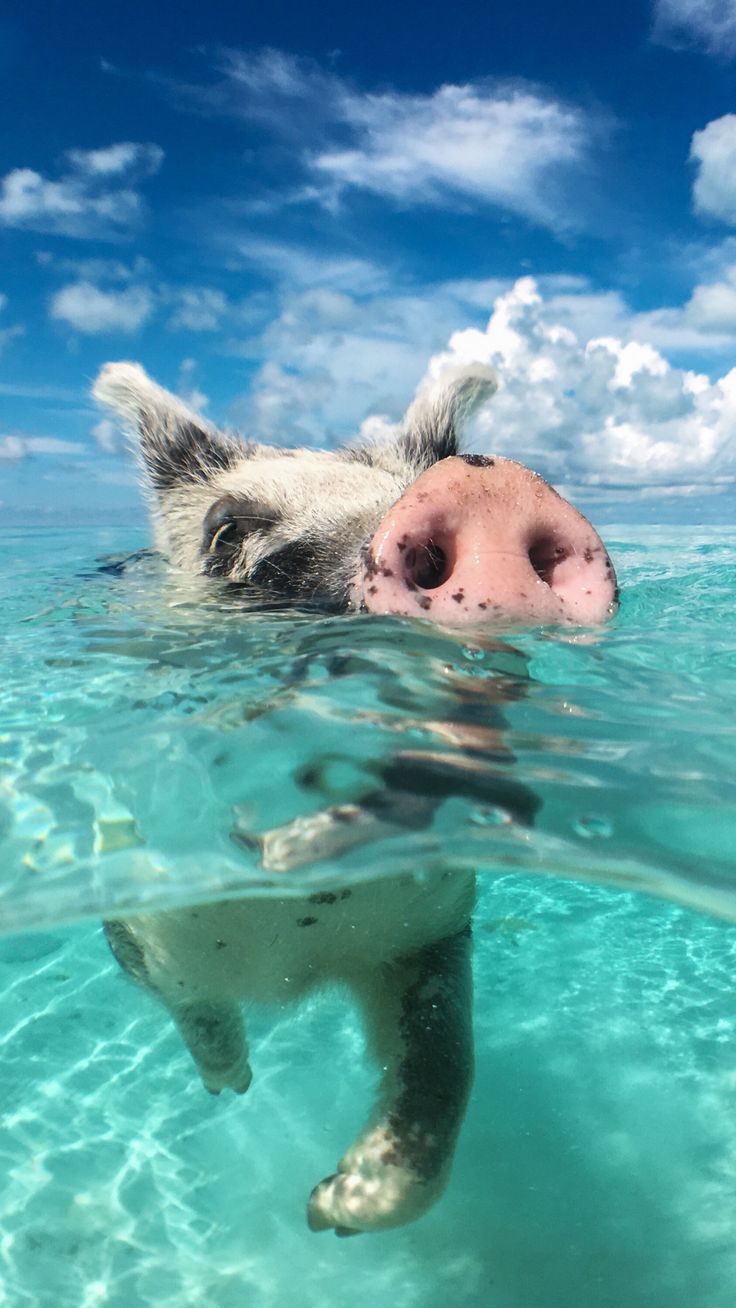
[460,454,495,468]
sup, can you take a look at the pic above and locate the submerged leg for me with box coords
[105,920,252,1095]
[170,999,252,1096]
[308,926,474,1235]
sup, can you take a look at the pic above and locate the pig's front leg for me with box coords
[308,925,473,1235]
[171,999,252,1096]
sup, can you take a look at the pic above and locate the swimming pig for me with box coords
[94,361,618,1236]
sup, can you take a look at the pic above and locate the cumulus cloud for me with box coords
[228,260,736,488]
[653,0,736,55]
[43,265,236,339]
[0,142,163,239]
[417,277,736,489]
[684,262,736,330]
[232,278,478,445]
[50,281,154,334]
[183,48,600,228]
[691,115,736,223]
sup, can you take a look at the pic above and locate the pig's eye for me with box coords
[202,494,280,573]
[210,518,239,552]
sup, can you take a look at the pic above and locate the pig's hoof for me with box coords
[258,806,370,872]
[306,1162,432,1235]
[202,1060,253,1097]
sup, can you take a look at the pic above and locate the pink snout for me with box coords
[357,455,618,627]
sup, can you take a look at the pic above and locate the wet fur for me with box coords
[95,361,497,1234]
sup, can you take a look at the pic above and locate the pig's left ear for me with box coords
[93,362,242,494]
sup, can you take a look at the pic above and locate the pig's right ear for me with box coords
[93,362,242,494]
[395,364,498,472]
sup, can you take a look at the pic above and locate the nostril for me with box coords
[403,538,451,590]
[528,534,570,587]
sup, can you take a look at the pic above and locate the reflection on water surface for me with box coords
[0,525,735,1304]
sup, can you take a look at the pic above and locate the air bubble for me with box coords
[573,815,613,839]
[471,806,512,827]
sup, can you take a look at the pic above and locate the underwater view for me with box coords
[1,521,735,1306]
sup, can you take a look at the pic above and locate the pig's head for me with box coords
[93,362,618,628]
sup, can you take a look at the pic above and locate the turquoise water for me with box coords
[1,524,735,1305]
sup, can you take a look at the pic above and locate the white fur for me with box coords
[96,359,490,1235]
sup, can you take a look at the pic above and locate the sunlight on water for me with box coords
[0,524,735,1306]
[1,526,735,926]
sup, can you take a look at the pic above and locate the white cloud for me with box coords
[50,281,154,334]
[0,382,80,401]
[230,276,483,444]
[227,256,736,484]
[65,142,163,177]
[0,142,163,239]
[0,292,23,353]
[311,83,590,224]
[0,324,24,352]
[177,358,209,411]
[0,435,86,460]
[0,436,25,460]
[90,419,121,453]
[418,277,736,489]
[167,287,228,332]
[691,115,736,223]
[36,251,152,282]
[234,237,389,295]
[189,46,345,133]
[653,0,736,55]
[189,49,600,228]
[685,263,736,330]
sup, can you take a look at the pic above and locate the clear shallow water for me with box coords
[0,524,735,1306]
[1,526,735,927]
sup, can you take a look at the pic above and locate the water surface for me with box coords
[0,524,735,1307]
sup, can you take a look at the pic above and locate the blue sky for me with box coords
[2,0,736,523]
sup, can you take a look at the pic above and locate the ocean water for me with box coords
[0,523,735,1307]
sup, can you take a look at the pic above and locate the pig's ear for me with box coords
[397,364,498,470]
[93,362,242,494]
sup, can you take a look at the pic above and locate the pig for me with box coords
[93,361,618,1236]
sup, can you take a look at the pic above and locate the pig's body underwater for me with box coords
[94,361,618,1236]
